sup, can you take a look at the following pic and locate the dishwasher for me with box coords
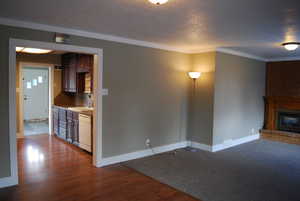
[79,114,92,153]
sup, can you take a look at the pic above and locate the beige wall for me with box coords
[53,69,62,98]
[16,53,62,134]
[188,52,265,146]
[0,24,266,180]
[213,52,265,145]
[0,25,190,178]
[188,52,216,145]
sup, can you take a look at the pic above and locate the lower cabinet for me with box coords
[58,108,67,140]
[73,115,79,145]
[53,106,59,135]
[52,106,80,146]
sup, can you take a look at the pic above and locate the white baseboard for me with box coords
[211,134,260,152]
[0,176,18,188]
[97,134,260,167]
[188,134,260,152]
[189,141,212,152]
[97,141,189,167]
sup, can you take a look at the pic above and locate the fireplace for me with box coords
[277,110,300,133]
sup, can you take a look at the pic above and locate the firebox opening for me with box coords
[277,110,300,133]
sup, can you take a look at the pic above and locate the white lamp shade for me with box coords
[188,72,201,79]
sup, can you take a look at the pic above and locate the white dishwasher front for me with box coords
[79,114,92,152]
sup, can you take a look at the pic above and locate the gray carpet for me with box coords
[124,140,300,201]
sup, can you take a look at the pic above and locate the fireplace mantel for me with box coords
[264,96,300,130]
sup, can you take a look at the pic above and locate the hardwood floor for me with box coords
[0,134,199,201]
[261,131,300,146]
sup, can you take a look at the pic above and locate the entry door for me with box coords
[23,67,49,121]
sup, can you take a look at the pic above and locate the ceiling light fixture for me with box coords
[282,42,300,51]
[16,47,25,52]
[148,0,169,5]
[16,47,52,54]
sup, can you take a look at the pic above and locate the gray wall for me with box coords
[0,25,190,178]
[188,52,215,145]
[213,52,265,145]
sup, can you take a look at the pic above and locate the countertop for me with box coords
[53,105,93,116]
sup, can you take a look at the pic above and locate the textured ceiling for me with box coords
[1,0,300,59]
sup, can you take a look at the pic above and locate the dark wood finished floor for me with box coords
[0,134,199,201]
[261,131,300,146]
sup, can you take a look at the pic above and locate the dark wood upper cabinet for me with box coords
[62,53,93,93]
[77,54,93,73]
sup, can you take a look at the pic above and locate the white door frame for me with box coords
[9,38,103,186]
[19,63,53,137]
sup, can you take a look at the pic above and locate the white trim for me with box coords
[188,134,260,152]
[96,134,260,167]
[8,39,19,187]
[216,48,267,61]
[1,17,300,61]
[0,17,187,53]
[0,176,18,188]
[7,38,103,188]
[97,141,188,167]
[211,134,260,152]
[188,48,216,54]
[266,56,300,62]
[189,141,212,152]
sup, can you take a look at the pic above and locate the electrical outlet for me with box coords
[145,139,151,147]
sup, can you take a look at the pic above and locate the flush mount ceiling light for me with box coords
[282,42,300,51]
[16,47,52,54]
[148,0,169,5]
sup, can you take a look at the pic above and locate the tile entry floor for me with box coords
[24,120,49,136]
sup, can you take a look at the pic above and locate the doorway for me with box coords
[22,66,51,136]
[8,39,104,187]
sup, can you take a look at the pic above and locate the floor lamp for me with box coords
[187,72,201,151]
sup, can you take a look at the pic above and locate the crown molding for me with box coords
[0,17,188,53]
[187,48,216,54]
[266,56,300,62]
[1,17,299,61]
[216,47,267,61]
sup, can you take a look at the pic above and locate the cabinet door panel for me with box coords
[62,53,94,93]
[78,54,93,73]
[68,67,77,92]
[62,66,69,91]
[73,119,79,145]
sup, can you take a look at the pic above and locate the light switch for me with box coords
[102,88,108,96]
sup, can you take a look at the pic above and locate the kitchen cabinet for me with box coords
[78,54,93,73]
[53,106,59,135]
[62,53,77,93]
[52,106,89,152]
[67,110,79,145]
[62,53,93,93]
[58,108,67,140]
